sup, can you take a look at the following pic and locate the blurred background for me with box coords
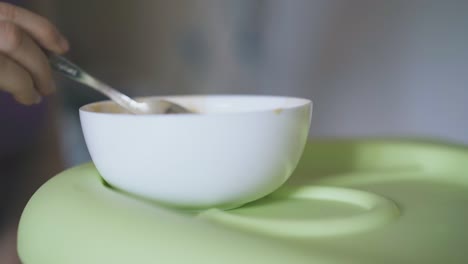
[1,0,468,262]
[47,0,468,167]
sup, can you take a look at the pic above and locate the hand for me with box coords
[0,2,69,105]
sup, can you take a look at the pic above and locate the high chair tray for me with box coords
[18,139,468,264]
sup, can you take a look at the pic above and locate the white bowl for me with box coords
[79,95,312,209]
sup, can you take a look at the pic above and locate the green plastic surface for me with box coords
[18,139,468,264]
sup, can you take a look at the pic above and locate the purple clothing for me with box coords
[0,0,46,160]
[0,0,45,227]
[0,92,47,160]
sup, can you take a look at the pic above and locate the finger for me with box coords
[0,21,55,95]
[0,53,41,105]
[0,2,68,54]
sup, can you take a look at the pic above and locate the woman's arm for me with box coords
[0,2,66,263]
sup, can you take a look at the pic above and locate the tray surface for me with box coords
[18,139,468,264]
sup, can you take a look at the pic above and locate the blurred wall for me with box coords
[49,0,468,165]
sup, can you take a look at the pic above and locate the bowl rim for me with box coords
[79,94,312,117]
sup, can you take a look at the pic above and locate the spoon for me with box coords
[48,54,192,114]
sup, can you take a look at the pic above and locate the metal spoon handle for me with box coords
[49,54,146,114]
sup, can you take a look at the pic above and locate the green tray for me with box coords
[18,139,468,264]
